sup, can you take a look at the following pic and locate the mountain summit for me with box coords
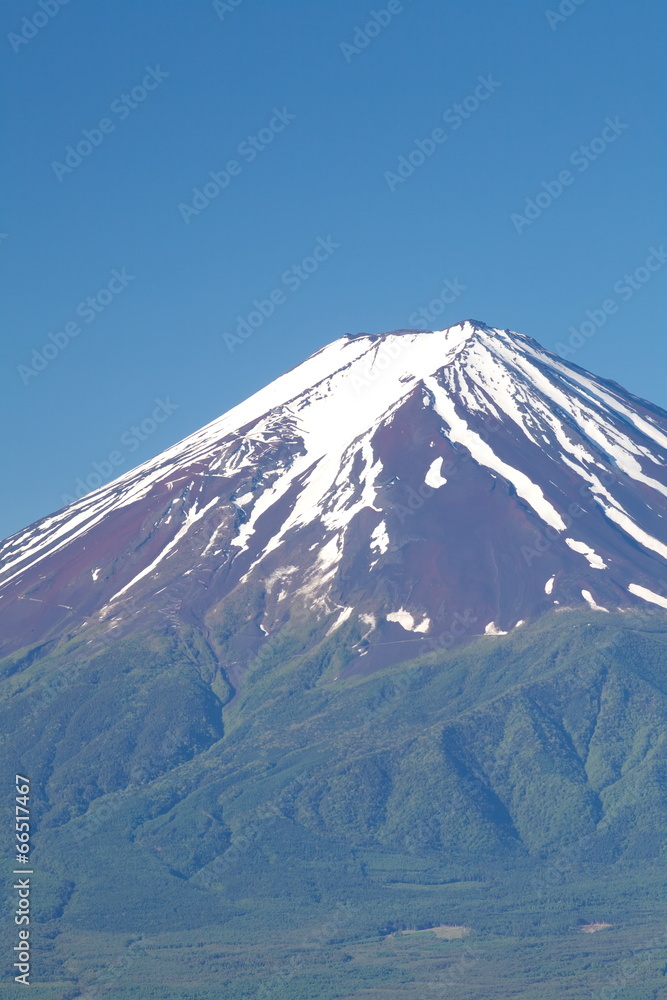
[2,320,667,663]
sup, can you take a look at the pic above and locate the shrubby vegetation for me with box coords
[2,608,667,997]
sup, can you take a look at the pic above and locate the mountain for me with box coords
[2,320,667,667]
[2,321,667,999]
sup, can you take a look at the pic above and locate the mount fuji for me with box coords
[2,320,666,666]
[4,320,667,997]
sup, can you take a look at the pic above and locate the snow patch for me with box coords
[358,612,377,641]
[628,584,667,610]
[201,522,224,557]
[387,609,430,633]
[565,538,607,570]
[325,606,353,637]
[425,456,447,489]
[370,520,389,554]
[591,487,667,561]
[485,622,508,636]
[263,565,299,595]
[581,590,609,613]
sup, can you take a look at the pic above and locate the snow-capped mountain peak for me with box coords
[2,321,667,661]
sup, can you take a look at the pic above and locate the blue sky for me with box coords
[1,0,666,539]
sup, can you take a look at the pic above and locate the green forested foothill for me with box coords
[2,610,667,998]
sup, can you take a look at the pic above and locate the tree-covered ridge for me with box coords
[2,609,667,997]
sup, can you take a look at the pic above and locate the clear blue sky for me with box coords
[2,0,666,539]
